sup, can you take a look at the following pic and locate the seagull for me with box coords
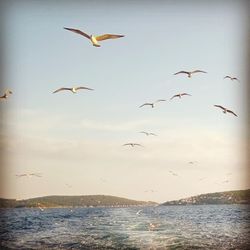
[169,170,178,176]
[37,203,45,211]
[123,143,143,147]
[15,173,42,178]
[0,90,12,100]
[214,105,237,117]
[53,86,94,94]
[139,99,166,108]
[174,70,207,78]
[198,177,206,181]
[136,209,143,215]
[64,27,124,47]
[188,161,198,165]
[170,93,191,100]
[144,190,156,193]
[224,76,240,82]
[140,131,157,136]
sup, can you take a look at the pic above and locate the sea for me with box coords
[0,204,250,249]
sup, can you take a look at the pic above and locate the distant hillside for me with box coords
[162,189,250,206]
[0,195,157,208]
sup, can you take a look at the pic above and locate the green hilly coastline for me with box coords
[162,189,250,206]
[0,195,157,208]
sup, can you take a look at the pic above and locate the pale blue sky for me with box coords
[0,0,249,202]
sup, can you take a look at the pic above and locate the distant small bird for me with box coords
[136,209,142,215]
[174,70,207,78]
[139,99,166,108]
[170,93,191,100]
[214,105,237,117]
[144,190,156,193]
[224,76,240,82]
[188,161,198,165]
[123,143,143,147]
[37,203,45,211]
[140,131,157,136]
[0,90,12,100]
[64,27,124,47]
[169,170,178,176]
[198,177,206,181]
[53,86,93,94]
[15,173,42,178]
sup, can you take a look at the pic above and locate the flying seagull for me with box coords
[214,105,237,117]
[53,86,94,94]
[123,143,143,147]
[224,76,240,82]
[188,161,198,165]
[15,173,42,178]
[140,131,157,136]
[64,27,124,47]
[170,93,191,100]
[169,170,178,176]
[136,209,143,215]
[139,99,166,108]
[174,70,207,78]
[0,90,12,100]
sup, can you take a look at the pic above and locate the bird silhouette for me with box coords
[64,27,124,47]
[214,105,237,117]
[174,70,207,78]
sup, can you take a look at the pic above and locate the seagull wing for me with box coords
[214,105,226,110]
[174,71,189,75]
[232,77,240,82]
[139,103,152,108]
[181,93,191,96]
[191,70,207,74]
[155,99,166,103]
[149,133,157,136]
[123,143,132,146]
[140,131,148,135]
[16,174,27,177]
[134,143,143,147]
[30,173,42,177]
[227,109,238,117]
[224,75,231,79]
[64,27,91,39]
[53,88,72,93]
[95,34,124,41]
[75,86,94,91]
[170,94,179,100]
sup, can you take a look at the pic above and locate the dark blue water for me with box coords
[0,205,249,249]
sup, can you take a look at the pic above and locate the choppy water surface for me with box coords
[0,205,250,249]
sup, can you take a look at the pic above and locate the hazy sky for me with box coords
[0,0,249,203]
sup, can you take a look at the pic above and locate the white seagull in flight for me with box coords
[0,90,12,100]
[123,143,143,147]
[169,170,178,176]
[139,131,157,136]
[174,70,207,78]
[214,105,237,117]
[139,99,166,108]
[15,173,42,178]
[224,76,240,82]
[170,93,191,100]
[53,86,94,94]
[64,27,124,47]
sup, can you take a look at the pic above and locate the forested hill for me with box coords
[162,189,250,206]
[0,195,157,208]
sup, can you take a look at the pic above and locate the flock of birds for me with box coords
[0,27,239,190]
